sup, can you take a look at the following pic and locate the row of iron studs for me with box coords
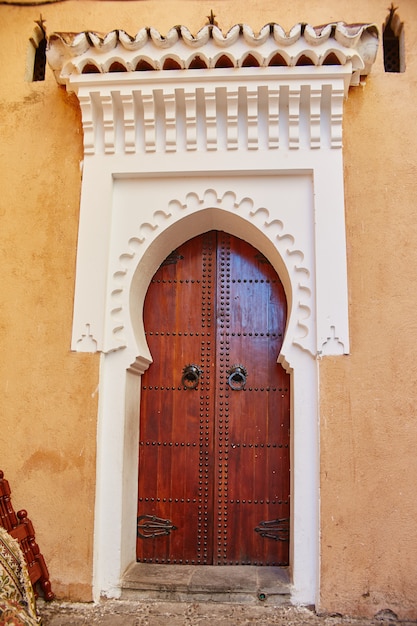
[217,233,230,564]
[197,233,214,564]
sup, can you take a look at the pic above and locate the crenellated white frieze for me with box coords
[70,70,349,155]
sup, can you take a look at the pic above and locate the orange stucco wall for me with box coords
[320,20,417,618]
[1,0,417,617]
[0,7,98,600]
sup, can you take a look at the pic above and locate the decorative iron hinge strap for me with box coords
[254,517,289,542]
[137,515,177,539]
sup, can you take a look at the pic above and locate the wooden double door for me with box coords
[137,231,290,566]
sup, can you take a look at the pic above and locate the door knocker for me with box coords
[227,364,248,391]
[182,364,203,389]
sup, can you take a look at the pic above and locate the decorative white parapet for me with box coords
[48,22,378,81]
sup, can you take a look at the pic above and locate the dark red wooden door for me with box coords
[137,231,290,565]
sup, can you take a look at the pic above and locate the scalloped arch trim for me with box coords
[106,189,314,361]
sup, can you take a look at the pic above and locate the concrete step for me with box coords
[121,564,291,605]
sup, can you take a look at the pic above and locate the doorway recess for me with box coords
[137,231,290,566]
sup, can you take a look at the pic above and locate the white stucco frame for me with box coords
[88,170,325,604]
[47,21,377,600]
[87,160,336,603]
[68,66,352,607]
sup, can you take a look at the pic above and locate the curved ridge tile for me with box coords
[149,26,180,48]
[119,28,149,51]
[334,22,377,46]
[275,23,302,45]
[242,23,271,46]
[304,23,333,45]
[212,24,241,47]
[180,25,211,47]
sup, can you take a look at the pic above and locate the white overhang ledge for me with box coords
[48,21,378,87]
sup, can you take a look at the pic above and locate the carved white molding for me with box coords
[70,166,349,361]
[106,189,315,361]
[47,21,378,156]
[64,69,356,156]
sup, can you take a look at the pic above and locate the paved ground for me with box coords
[37,599,417,626]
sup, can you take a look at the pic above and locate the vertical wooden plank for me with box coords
[137,232,216,564]
[215,233,290,565]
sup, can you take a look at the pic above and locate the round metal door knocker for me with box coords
[181,364,202,389]
[227,364,248,391]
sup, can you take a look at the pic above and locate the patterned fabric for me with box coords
[0,527,40,626]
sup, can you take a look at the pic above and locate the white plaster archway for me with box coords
[46,18,379,607]
[95,188,318,603]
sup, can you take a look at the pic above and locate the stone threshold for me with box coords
[121,563,291,605]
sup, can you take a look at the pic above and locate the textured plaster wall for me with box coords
[1,0,417,616]
[320,1,417,619]
[0,8,99,602]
